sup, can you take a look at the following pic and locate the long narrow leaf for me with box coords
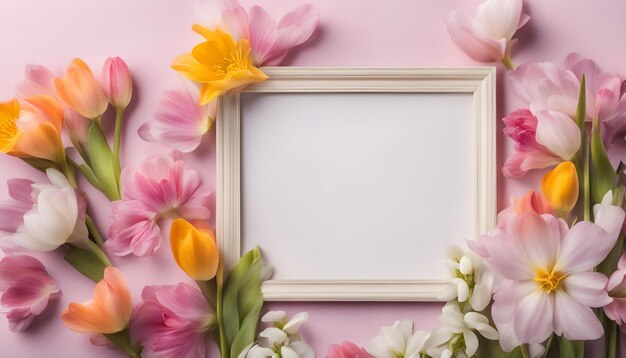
[64,246,107,282]
[87,123,120,200]
[223,248,260,344]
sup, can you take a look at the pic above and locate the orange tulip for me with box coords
[170,218,220,281]
[61,267,132,334]
[55,58,108,119]
[0,95,65,163]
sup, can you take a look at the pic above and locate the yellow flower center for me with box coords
[213,46,249,77]
[534,268,565,293]
[0,114,18,143]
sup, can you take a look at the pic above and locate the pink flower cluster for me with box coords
[106,152,212,256]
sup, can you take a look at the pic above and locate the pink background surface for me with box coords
[1,0,626,356]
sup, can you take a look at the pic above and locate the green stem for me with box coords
[216,279,229,358]
[61,156,78,188]
[104,327,143,358]
[85,215,105,248]
[94,116,103,132]
[113,108,123,191]
[69,136,90,166]
[520,343,531,358]
[502,55,515,71]
[606,319,617,358]
[583,139,591,221]
[83,238,112,267]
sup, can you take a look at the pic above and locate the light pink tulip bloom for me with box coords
[446,0,529,66]
[0,169,88,253]
[15,64,90,144]
[102,57,133,110]
[476,201,624,349]
[196,0,319,66]
[502,108,581,178]
[605,254,626,332]
[106,153,212,256]
[0,255,60,332]
[138,89,216,153]
[327,341,373,358]
[510,55,626,145]
[132,283,216,358]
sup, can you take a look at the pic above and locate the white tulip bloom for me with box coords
[427,303,498,358]
[440,245,494,311]
[11,169,87,252]
[367,319,431,358]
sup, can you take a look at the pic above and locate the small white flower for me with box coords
[244,311,314,358]
[427,303,498,358]
[367,319,430,358]
[440,245,494,311]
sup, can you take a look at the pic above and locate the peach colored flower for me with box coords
[54,58,108,119]
[61,267,131,334]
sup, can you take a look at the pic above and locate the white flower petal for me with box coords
[459,256,473,275]
[463,329,479,357]
[287,342,315,358]
[283,312,309,334]
[261,310,287,323]
[259,327,288,346]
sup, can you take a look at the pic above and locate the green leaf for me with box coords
[222,247,265,358]
[559,338,584,358]
[20,157,58,172]
[87,122,120,200]
[590,118,617,204]
[223,248,257,343]
[77,163,101,189]
[575,75,586,130]
[475,337,522,357]
[64,246,107,282]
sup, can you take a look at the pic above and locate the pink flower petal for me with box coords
[554,290,603,340]
[555,221,615,274]
[15,64,56,100]
[106,200,160,257]
[563,272,611,307]
[446,10,506,63]
[534,110,581,160]
[513,288,554,345]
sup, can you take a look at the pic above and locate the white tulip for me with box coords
[11,169,87,252]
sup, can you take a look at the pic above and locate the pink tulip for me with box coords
[605,254,626,332]
[132,283,216,358]
[0,255,60,332]
[327,341,373,358]
[446,0,529,67]
[197,0,319,66]
[475,199,624,350]
[138,88,216,152]
[510,55,626,146]
[502,108,581,178]
[102,57,133,110]
[106,153,211,256]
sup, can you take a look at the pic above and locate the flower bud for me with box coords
[541,161,579,214]
[102,57,132,110]
[170,218,219,281]
[54,58,108,119]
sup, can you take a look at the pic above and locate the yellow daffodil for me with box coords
[171,26,268,105]
[170,218,220,281]
[541,161,579,214]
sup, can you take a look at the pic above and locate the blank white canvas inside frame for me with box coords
[240,92,475,280]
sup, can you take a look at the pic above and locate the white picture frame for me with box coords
[217,67,496,301]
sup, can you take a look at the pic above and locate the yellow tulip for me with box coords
[541,161,579,214]
[61,267,132,334]
[170,218,220,281]
[171,26,268,105]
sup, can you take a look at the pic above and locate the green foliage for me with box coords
[222,247,266,358]
[64,245,108,282]
[86,122,120,200]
